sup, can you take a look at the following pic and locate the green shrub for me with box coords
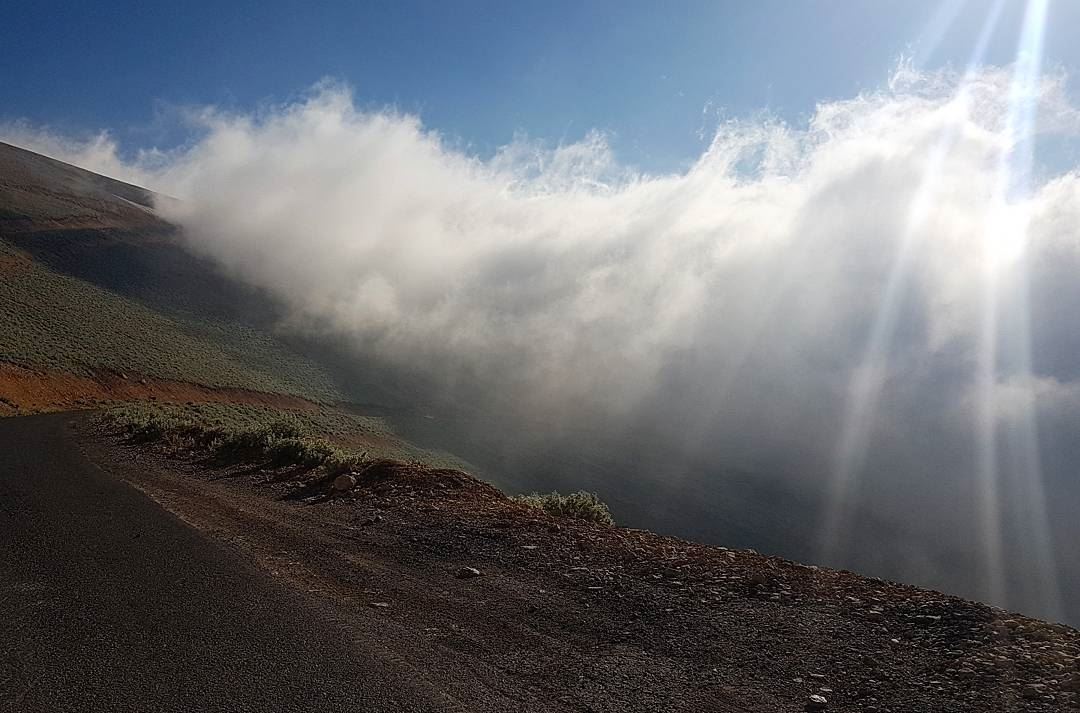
[324,450,369,475]
[98,403,462,472]
[265,436,335,466]
[217,418,306,452]
[513,490,615,526]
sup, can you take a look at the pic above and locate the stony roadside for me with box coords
[80,419,1080,713]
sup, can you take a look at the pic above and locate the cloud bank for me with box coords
[7,65,1080,623]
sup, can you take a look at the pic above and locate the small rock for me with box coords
[333,473,357,492]
[805,693,828,711]
[456,566,482,579]
[747,571,769,589]
[1022,683,1046,699]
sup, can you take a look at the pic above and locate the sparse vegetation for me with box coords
[99,402,467,471]
[513,490,615,526]
[0,238,341,401]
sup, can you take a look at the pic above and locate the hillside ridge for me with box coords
[81,412,1080,712]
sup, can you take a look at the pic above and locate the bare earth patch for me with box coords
[0,362,319,416]
[0,252,31,276]
[77,418,1079,713]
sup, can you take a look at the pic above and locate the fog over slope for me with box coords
[8,64,1080,624]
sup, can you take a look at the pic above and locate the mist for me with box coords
[9,64,1080,624]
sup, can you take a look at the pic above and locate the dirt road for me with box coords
[0,413,462,712]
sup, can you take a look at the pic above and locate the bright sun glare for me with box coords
[983,203,1030,268]
[827,0,1060,619]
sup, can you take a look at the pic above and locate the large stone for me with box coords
[1022,683,1046,699]
[333,473,357,492]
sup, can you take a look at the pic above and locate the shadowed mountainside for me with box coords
[0,141,342,402]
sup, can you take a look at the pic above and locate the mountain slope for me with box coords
[0,141,158,230]
[0,141,341,404]
[74,412,1080,713]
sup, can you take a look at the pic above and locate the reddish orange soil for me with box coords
[0,361,320,416]
[0,252,31,275]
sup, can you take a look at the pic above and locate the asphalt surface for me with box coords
[0,413,447,712]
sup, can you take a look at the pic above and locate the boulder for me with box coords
[333,473,357,492]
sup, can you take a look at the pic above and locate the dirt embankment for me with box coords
[80,420,1080,713]
[0,361,319,416]
[0,250,32,276]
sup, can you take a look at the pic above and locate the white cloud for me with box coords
[7,67,1080,621]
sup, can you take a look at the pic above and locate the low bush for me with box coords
[98,402,461,475]
[102,405,612,519]
[101,404,361,471]
[513,490,615,526]
[265,436,335,467]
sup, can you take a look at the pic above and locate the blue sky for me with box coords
[4,1,1080,172]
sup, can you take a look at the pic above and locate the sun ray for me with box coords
[820,0,1008,564]
[986,0,1062,618]
[912,0,970,69]
[973,0,1060,614]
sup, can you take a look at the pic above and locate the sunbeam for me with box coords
[912,0,970,69]
[974,0,1060,614]
[821,0,1008,565]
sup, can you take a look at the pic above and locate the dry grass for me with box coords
[99,402,468,471]
[0,238,341,401]
[513,490,615,525]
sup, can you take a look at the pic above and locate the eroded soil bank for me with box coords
[0,362,318,416]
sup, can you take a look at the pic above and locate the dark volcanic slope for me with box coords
[71,415,1080,712]
[0,142,343,402]
[0,413,457,712]
[0,141,264,320]
[0,141,158,231]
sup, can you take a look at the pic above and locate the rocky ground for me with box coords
[80,418,1080,712]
